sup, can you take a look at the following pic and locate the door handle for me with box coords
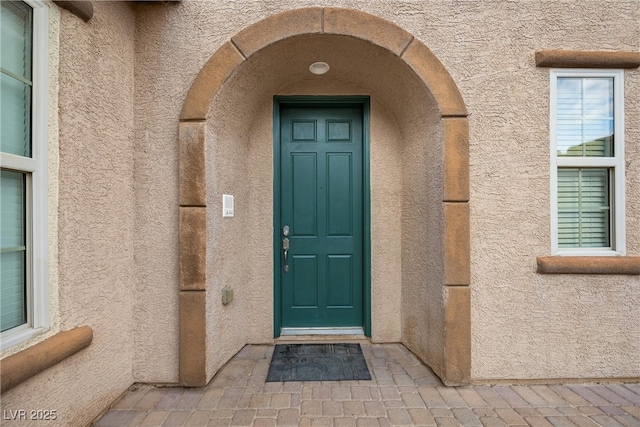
[283,237,290,273]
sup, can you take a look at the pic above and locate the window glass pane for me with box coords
[1,170,27,332]
[558,168,610,248]
[1,73,32,157]
[557,77,613,157]
[0,1,32,80]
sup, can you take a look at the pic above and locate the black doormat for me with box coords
[266,343,371,382]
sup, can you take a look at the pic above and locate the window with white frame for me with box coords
[550,69,625,255]
[1,0,49,349]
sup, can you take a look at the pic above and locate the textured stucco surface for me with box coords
[0,1,61,359]
[131,0,639,382]
[0,0,581,395]
[1,3,137,426]
[4,2,638,425]
[199,34,440,377]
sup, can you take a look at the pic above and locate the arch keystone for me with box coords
[231,8,322,59]
[323,8,413,56]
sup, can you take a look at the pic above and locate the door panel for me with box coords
[280,105,363,328]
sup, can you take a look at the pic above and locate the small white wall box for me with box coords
[223,194,234,217]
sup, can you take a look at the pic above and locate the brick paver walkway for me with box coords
[94,343,640,426]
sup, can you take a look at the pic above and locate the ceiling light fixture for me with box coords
[309,61,330,75]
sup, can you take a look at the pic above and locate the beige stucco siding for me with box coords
[1,2,137,426]
[133,0,638,381]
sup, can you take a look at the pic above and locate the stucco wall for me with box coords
[198,34,426,376]
[1,2,137,426]
[133,0,639,382]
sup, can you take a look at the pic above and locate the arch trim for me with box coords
[178,7,471,386]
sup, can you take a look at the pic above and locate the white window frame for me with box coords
[549,69,626,256]
[0,0,49,350]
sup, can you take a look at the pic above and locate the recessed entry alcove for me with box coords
[178,8,470,387]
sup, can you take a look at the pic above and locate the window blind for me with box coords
[0,170,27,332]
[1,1,32,158]
[556,78,613,157]
[557,168,610,248]
[1,1,32,333]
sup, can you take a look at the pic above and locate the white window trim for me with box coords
[549,68,626,256]
[0,0,49,350]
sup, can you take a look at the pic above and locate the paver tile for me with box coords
[536,407,562,417]
[545,416,576,427]
[530,386,570,407]
[229,409,256,426]
[473,407,497,418]
[139,410,169,426]
[474,387,510,408]
[402,392,427,408]
[513,407,539,417]
[356,418,380,427]
[343,401,365,416]
[511,386,548,407]
[589,415,626,427]
[605,385,640,404]
[451,407,481,425]
[323,400,344,416]
[494,407,528,425]
[566,415,600,426]
[363,401,386,417]
[161,410,191,426]
[111,386,150,409]
[524,416,554,427]
[198,388,225,410]
[598,406,629,416]
[277,408,300,426]
[253,418,277,427]
[94,410,145,427]
[269,393,291,408]
[387,408,413,425]
[185,410,211,426]
[577,406,605,416]
[437,387,467,408]
[567,385,610,406]
[555,407,581,416]
[419,387,448,408]
[332,386,351,400]
[156,388,187,410]
[93,344,638,427]
[380,386,402,401]
[548,386,591,407]
[334,417,357,426]
[620,405,640,418]
[175,388,205,410]
[408,408,437,425]
[430,408,454,418]
[613,415,640,427]
[434,417,462,426]
[591,385,636,406]
[478,416,507,427]
[351,386,372,400]
[493,386,530,407]
[313,386,332,400]
[301,400,323,416]
[458,388,489,408]
[135,388,169,410]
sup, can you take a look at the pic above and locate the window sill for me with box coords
[0,326,93,394]
[536,256,640,275]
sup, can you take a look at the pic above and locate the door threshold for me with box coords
[280,327,365,336]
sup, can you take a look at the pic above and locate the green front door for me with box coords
[278,104,364,330]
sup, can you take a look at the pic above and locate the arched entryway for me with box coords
[177,8,470,386]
